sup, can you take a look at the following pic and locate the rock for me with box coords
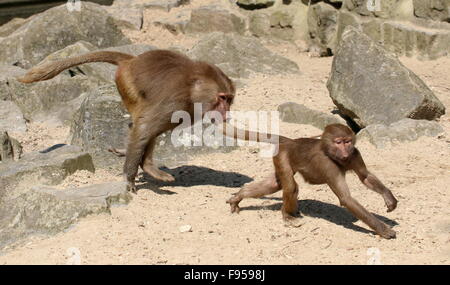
[278,102,345,130]
[0,182,131,250]
[413,0,449,22]
[0,131,22,162]
[188,32,299,78]
[0,144,94,203]
[327,26,445,128]
[248,2,310,42]
[153,11,190,35]
[0,2,130,69]
[307,2,338,54]
[179,225,192,233]
[70,85,130,157]
[335,10,450,59]
[237,0,275,9]
[143,0,190,11]
[105,6,143,30]
[70,85,237,167]
[6,73,102,124]
[0,101,27,133]
[185,6,246,35]
[357,119,445,148]
[342,0,400,18]
[0,65,26,101]
[0,17,32,37]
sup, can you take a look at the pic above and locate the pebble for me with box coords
[179,225,192,233]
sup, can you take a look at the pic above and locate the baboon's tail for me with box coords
[221,122,289,144]
[17,51,135,83]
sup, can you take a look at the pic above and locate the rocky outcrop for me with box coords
[185,6,246,35]
[0,2,130,69]
[357,119,445,148]
[327,27,445,128]
[278,102,345,130]
[0,101,27,133]
[0,132,22,162]
[188,32,299,78]
[0,182,131,250]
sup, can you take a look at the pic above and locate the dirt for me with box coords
[1,0,449,265]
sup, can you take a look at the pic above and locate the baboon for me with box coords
[222,123,398,239]
[18,49,235,192]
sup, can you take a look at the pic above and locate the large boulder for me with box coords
[335,10,450,59]
[0,2,130,69]
[70,85,131,157]
[278,102,345,130]
[327,26,445,128]
[357,119,445,148]
[0,182,130,250]
[0,145,94,199]
[307,2,338,54]
[342,0,401,18]
[104,6,143,30]
[0,17,33,37]
[0,132,22,162]
[0,101,27,133]
[247,2,310,42]
[237,0,275,9]
[6,74,102,124]
[70,85,237,168]
[188,32,299,78]
[0,65,26,101]
[413,0,449,22]
[185,6,246,35]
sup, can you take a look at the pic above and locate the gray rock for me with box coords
[327,26,445,128]
[0,131,22,162]
[188,32,299,78]
[0,181,131,250]
[248,2,309,42]
[357,119,445,148]
[308,2,338,54]
[143,0,191,11]
[0,145,95,199]
[70,85,236,168]
[0,65,26,101]
[6,74,102,124]
[237,0,275,9]
[0,17,32,37]
[105,6,143,30]
[278,102,345,130]
[335,10,450,60]
[0,2,130,69]
[413,0,449,22]
[342,0,400,18]
[0,101,27,133]
[70,85,130,155]
[153,11,190,35]
[185,5,246,35]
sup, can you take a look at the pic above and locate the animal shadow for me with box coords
[136,165,253,194]
[240,198,398,235]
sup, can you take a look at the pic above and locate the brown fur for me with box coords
[18,49,235,192]
[223,123,398,239]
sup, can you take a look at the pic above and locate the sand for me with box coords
[1,0,449,265]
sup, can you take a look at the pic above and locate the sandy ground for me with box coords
[1,0,450,264]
